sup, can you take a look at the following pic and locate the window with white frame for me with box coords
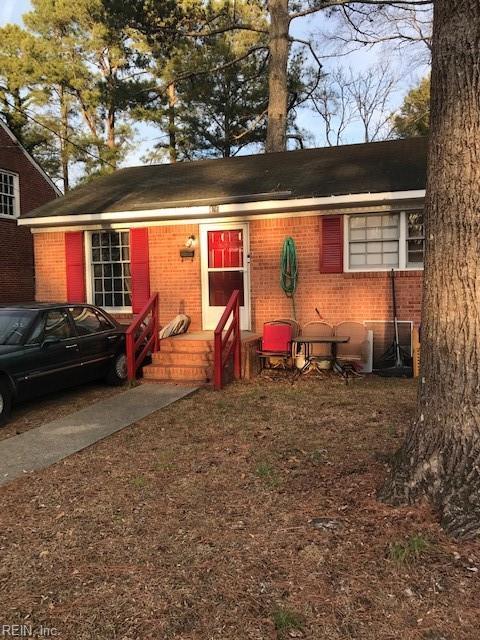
[348,213,400,268]
[90,231,131,309]
[406,211,425,267]
[0,170,18,218]
[347,211,424,271]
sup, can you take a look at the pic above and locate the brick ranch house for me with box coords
[0,120,60,302]
[18,137,426,367]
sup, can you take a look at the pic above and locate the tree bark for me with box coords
[59,85,70,192]
[265,0,289,152]
[167,82,177,163]
[107,107,116,149]
[380,0,480,540]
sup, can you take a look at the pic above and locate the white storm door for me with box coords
[200,222,251,330]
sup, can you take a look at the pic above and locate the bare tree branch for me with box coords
[310,63,399,145]
[319,2,432,63]
[290,1,433,22]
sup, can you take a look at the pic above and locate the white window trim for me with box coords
[84,230,132,314]
[0,170,20,220]
[343,211,424,273]
[405,211,425,269]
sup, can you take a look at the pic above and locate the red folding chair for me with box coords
[257,322,293,369]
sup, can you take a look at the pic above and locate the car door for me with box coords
[17,308,81,399]
[69,306,120,382]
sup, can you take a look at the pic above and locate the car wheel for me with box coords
[106,352,128,386]
[0,379,12,427]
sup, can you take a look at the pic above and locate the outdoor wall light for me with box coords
[185,234,196,249]
[180,235,196,259]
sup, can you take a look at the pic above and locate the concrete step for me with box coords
[152,350,213,366]
[143,363,213,383]
[160,337,214,354]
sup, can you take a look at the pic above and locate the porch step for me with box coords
[143,363,212,383]
[160,337,214,354]
[141,331,260,384]
[152,350,213,366]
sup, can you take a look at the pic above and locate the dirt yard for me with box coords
[0,376,479,640]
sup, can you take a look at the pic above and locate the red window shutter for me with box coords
[320,215,344,273]
[65,232,86,303]
[130,228,150,313]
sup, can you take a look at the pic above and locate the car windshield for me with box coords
[0,310,36,345]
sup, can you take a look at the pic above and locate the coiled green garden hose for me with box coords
[280,236,298,318]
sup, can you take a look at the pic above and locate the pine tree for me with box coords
[392,77,430,139]
[0,24,49,153]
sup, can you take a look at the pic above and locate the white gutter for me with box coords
[18,189,425,228]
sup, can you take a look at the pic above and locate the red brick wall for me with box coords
[145,216,422,331]
[33,232,67,302]
[0,219,35,302]
[249,215,423,330]
[33,214,423,331]
[148,224,202,328]
[32,225,204,325]
[0,125,58,302]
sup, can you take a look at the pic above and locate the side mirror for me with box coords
[42,335,61,348]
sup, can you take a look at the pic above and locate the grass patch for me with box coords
[154,451,177,472]
[386,423,398,437]
[255,461,280,488]
[389,534,430,564]
[309,448,329,466]
[272,607,304,636]
[130,474,147,489]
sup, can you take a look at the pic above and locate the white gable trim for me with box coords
[19,189,425,228]
[0,119,62,197]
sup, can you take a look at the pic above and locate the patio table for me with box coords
[293,335,350,375]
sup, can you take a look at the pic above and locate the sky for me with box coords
[1,0,24,24]
[1,0,429,175]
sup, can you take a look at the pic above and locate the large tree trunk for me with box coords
[380,0,480,540]
[265,0,289,152]
[167,82,177,163]
[59,85,70,192]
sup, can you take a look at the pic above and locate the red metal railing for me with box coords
[214,289,241,390]
[126,293,159,383]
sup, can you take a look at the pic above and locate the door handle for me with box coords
[65,344,79,350]
[107,335,118,341]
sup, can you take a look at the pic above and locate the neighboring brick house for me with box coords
[0,120,60,302]
[18,137,426,364]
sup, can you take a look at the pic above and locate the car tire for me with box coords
[106,352,128,386]
[0,379,12,427]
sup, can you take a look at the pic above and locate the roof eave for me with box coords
[17,189,426,229]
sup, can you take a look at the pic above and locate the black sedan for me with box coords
[0,303,128,425]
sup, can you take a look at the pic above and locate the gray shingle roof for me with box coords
[22,137,427,220]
